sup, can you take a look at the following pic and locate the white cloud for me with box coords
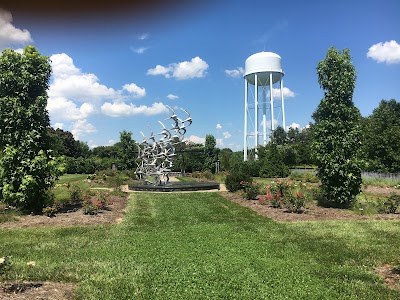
[167,94,179,100]
[269,87,295,98]
[261,118,278,129]
[123,83,146,98]
[53,122,64,129]
[216,123,222,129]
[138,33,150,40]
[47,97,95,121]
[367,40,400,64]
[147,65,172,77]
[131,47,148,54]
[101,101,168,117]
[49,53,119,102]
[107,139,116,145]
[14,48,24,54]
[225,67,244,78]
[187,135,205,144]
[223,132,231,139]
[0,9,33,49]
[71,120,97,140]
[286,122,300,131]
[147,56,209,80]
[216,138,224,148]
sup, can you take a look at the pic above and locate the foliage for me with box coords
[69,184,83,204]
[118,130,137,170]
[225,172,251,192]
[377,193,400,214]
[312,47,362,208]
[362,99,400,173]
[1,193,400,298]
[48,128,90,158]
[0,47,64,212]
[0,256,11,275]
[259,144,290,178]
[289,171,319,183]
[240,180,260,200]
[272,126,287,145]
[203,134,217,172]
[262,180,309,213]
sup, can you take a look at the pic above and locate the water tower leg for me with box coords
[281,77,286,131]
[244,80,248,161]
[270,73,275,135]
[254,74,258,160]
[262,87,267,146]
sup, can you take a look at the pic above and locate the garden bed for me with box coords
[0,193,128,229]
[220,189,400,222]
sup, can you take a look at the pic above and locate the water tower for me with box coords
[243,52,286,161]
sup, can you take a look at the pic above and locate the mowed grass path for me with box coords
[1,192,400,299]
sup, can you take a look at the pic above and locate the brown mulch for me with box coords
[0,281,76,300]
[0,194,128,229]
[219,191,400,222]
[375,265,400,291]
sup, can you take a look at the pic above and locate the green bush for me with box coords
[225,172,251,192]
[378,193,400,214]
[240,181,260,200]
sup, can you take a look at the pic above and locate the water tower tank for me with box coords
[244,52,284,85]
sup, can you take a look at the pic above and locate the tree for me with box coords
[272,126,287,145]
[0,46,63,211]
[259,143,289,178]
[312,47,362,208]
[362,99,400,173]
[203,134,216,172]
[118,130,137,170]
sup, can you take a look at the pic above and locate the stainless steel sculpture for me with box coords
[135,106,192,185]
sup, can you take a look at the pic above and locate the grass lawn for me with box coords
[1,192,399,299]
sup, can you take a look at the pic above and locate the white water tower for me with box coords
[243,52,286,161]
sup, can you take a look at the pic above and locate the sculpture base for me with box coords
[128,181,220,192]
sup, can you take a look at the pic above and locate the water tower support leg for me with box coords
[262,87,267,146]
[244,80,248,161]
[255,73,258,160]
[281,77,286,131]
[270,73,275,135]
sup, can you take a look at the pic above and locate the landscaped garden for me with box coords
[0,173,400,299]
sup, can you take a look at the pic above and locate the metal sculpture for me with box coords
[135,106,192,185]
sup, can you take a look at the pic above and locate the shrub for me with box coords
[378,193,400,214]
[240,181,260,200]
[286,191,306,213]
[225,172,251,192]
[69,184,83,204]
[259,144,290,178]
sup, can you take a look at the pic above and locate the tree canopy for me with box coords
[362,99,400,173]
[312,47,362,208]
[0,46,63,211]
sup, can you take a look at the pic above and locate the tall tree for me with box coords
[0,46,63,211]
[362,99,400,173]
[118,130,137,170]
[203,134,216,172]
[312,47,362,208]
[272,126,287,145]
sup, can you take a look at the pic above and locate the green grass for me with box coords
[363,177,400,188]
[1,193,399,299]
[57,174,90,185]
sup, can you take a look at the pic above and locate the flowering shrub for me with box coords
[270,193,285,208]
[286,191,306,213]
[240,181,260,200]
[378,193,400,214]
[42,200,61,217]
[83,192,112,215]
[69,183,83,204]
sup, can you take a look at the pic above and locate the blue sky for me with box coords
[1,0,399,151]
